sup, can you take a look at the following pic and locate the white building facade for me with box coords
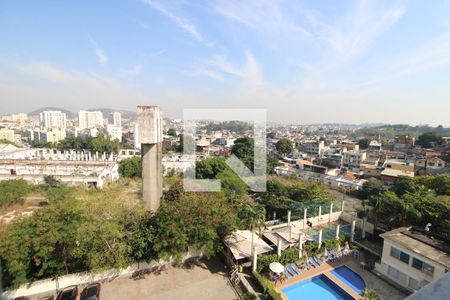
[78,111,104,130]
[39,110,67,129]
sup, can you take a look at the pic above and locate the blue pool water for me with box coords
[330,266,366,295]
[282,274,354,300]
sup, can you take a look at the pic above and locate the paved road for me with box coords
[100,259,238,300]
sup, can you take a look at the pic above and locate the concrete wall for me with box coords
[2,250,203,299]
[375,240,447,292]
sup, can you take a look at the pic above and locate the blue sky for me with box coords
[1,0,450,125]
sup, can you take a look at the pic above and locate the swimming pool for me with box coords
[282,274,354,300]
[330,266,366,295]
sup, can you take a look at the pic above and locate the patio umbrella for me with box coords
[269,262,284,274]
[337,243,342,253]
[323,248,328,257]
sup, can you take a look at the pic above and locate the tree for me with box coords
[217,169,247,196]
[232,137,254,170]
[266,132,276,139]
[392,176,421,196]
[359,179,384,199]
[167,128,177,137]
[430,174,450,196]
[238,203,266,255]
[275,138,294,156]
[195,157,227,179]
[358,138,370,150]
[118,156,142,177]
[363,288,381,300]
[416,131,443,148]
[0,179,32,207]
[43,175,61,188]
[0,193,146,288]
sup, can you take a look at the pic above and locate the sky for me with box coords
[0,0,450,125]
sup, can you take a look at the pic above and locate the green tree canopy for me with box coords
[167,128,177,137]
[416,131,443,148]
[118,156,142,177]
[358,138,370,149]
[275,138,294,156]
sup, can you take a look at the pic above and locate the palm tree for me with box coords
[363,288,381,300]
[240,204,266,256]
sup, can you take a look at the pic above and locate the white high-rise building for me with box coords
[107,124,122,141]
[78,111,104,130]
[109,112,122,127]
[40,110,67,129]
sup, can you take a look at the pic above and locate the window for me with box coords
[391,246,410,264]
[412,258,434,276]
[408,277,421,291]
[388,265,407,284]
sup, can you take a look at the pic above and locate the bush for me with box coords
[243,293,257,300]
[119,156,142,177]
[0,179,32,207]
[257,254,279,274]
[252,271,283,300]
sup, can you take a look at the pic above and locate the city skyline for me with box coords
[1,0,450,125]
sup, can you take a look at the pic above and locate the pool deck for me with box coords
[275,257,362,300]
[275,255,407,300]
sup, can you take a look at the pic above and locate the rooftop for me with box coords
[380,227,450,269]
[223,230,273,261]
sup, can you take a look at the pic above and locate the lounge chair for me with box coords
[292,263,302,274]
[286,264,297,276]
[314,256,323,266]
[327,251,333,261]
[301,260,310,270]
[309,257,318,267]
[284,269,293,279]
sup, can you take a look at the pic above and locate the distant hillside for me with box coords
[28,107,137,120]
[88,108,137,119]
[28,107,76,118]
[353,124,450,139]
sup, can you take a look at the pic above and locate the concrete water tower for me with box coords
[137,106,163,212]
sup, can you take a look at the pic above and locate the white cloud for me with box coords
[316,1,406,60]
[143,0,209,45]
[202,51,263,89]
[121,64,143,77]
[1,61,152,112]
[89,37,108,66]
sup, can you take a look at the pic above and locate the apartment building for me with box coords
[342,151,366,169]
[78,110,104,129]
[300,140,325,155]
[32,129,66,143]
[0,128,15,143]
[39,110,67,129]
[109,112,122,127]
[375,227,450,292]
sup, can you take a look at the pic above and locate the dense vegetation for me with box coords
[354,124,450,140]
[0,176,265,289]
[359,175,450,238]
[255,178,335,220]
[119,156,142,177]
[31,133,128,154]
[416,131,444,148]
[0,179,33,208]
[201,121,252,134]
[231,136,279,174]
[275,138,294,156]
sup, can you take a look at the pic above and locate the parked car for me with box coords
[80,283,101,300]
[56,286,78,300]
